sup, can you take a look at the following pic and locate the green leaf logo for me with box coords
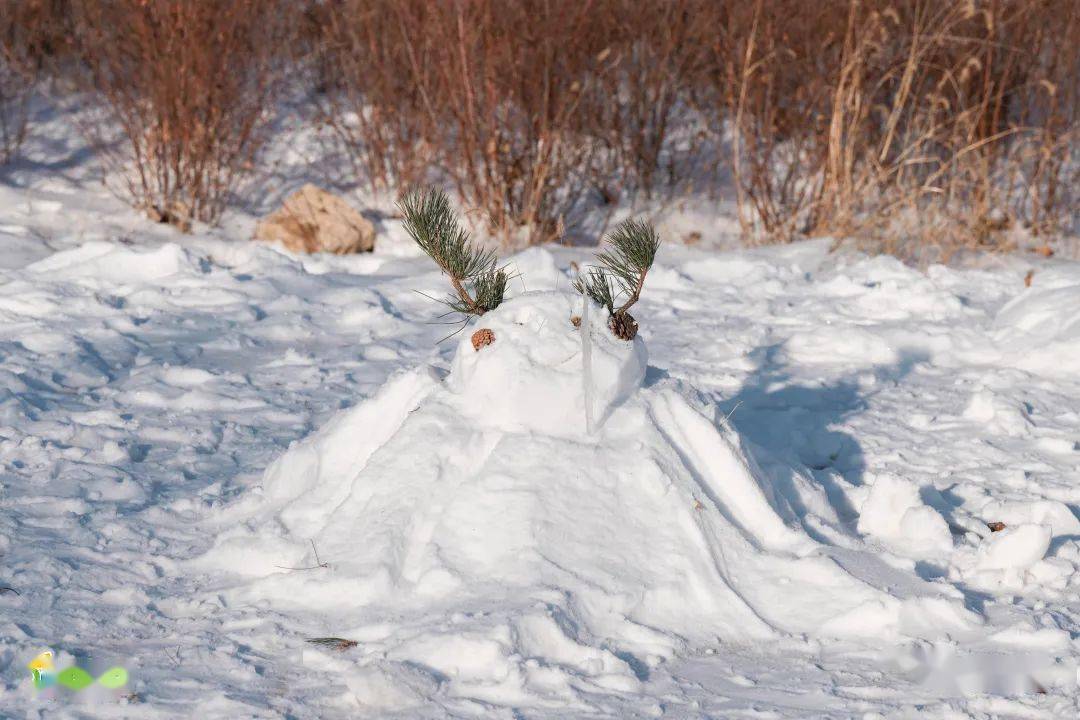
[57,666,94,690]
[97,667,129,689]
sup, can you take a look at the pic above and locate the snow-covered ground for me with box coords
[1,117,1080,719]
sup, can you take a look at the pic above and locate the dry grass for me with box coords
[719,0,1079,257]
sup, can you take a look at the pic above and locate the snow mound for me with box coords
[975,524,1051,572]
[201,291,978,702]
[993,269,1080,375]
[26,240,198,283]
[856,474,952,559]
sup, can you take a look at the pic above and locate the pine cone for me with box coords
[608,311,638,341]
[471,328,495,350]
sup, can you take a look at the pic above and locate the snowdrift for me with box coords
[993,267,1080,376]
[201,291,981,702]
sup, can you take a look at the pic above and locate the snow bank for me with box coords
[200,291,979,705]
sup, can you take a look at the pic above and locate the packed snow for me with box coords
[2,123,1080,718]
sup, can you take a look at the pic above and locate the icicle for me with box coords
[581,291,595,434]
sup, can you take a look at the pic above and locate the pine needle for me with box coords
[398,187,507,316]
[577,218,660,316]
[573,267,616,314]
[305,637,358,652]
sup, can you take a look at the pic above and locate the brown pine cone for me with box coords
[471,328,495,350]
[608,311,638,341]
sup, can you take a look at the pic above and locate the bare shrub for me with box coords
[425,0,613,244]
[0,49,33,164]
[30,0,1070,254]
[993,0,1079,239]
[314,0,716,245]
[581,0,719,202]
[392,0,616,245]
[317,0,611,244]
[71,0,295,227]
[310,0,431,192]
[0,0,69,163]
[715,0,863,242]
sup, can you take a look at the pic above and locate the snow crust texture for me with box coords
[2,160,1080,717]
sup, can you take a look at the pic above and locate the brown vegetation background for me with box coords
[1,0,1077,257]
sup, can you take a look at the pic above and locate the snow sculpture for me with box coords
[201,192,980,700]
[449,292,646,436]
[206,282,978,685]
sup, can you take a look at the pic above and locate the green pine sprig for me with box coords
[576,218,660,316]
[572,267,616,315]
[398,187,507,316]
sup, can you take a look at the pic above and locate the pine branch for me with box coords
[573,267,615,314]
[575,218,660,341]
[471,268,509,314]
[596,218,660,315]
[398,187,506,316]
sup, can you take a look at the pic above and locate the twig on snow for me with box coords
[274,540,329,571]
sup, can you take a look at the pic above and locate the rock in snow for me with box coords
[201,291,979,700]
[255,183,375,254]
